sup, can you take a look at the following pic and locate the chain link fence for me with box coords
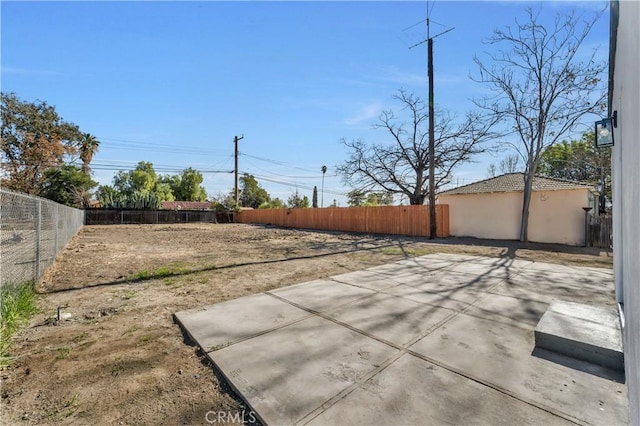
[0,188,85,287]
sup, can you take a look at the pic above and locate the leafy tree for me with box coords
[98,161,183,209]
[79,133,100,175]
[164,167,207,201]
[239,174,270,208]
[38,165,97,207]
[312,186,318,208]
[258,198,285,209]
[214,192,239,212]
[348,190,393,206]
[473,8,606,241]
[287,190,309,208]
[1,92,83,194]
[96,185,161,210]
[96,185,119,206]
[112,161,175,201]
[114,161,155,195]
[338,90,499,205]
[539,132,609,180]
[347,190,367,207]
[539,131,611,198]
[365,191,394,206]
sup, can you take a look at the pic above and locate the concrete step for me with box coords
[534,301,624,372]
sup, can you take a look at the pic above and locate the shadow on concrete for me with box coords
[532,347,625,384]
[174,252,626,425]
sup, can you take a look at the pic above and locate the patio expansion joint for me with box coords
[203,312,317,353]
[266,275,583,426]
[403,348,585,425]
[292,269,585,425]
[199,261,586,426]
[398,274,586,425]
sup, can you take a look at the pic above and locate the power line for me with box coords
[242,158,327,179]
[95,136,231,156]
[239,152,327,174]
[243,172,346,196]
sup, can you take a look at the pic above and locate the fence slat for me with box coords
[84,209,219,225]
[588,214,612,248]
[237,205,449,238]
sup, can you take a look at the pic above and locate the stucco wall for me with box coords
[439,188,591,245]
[439,192,521,241]
[611,1,640,423]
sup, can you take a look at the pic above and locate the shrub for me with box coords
[1,282,38,366]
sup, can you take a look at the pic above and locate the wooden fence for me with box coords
[237,204,450,238]
[587,214,612,248]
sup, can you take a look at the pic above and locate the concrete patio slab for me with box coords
[442,259,525,279]
[392,269,502,291]
[325,292,456,346]
[365,262,431,275]
[175,254,627,426]
[331,269,408,291]
[409,309,628,425]
[382,284,482,313]
[393,257,457,271]
[268,279,374,312]
[208,315,398,425]
[465,293,549,328]
[173,293,310,351]
[305,353,575,426]
[490,265,616,305]
[399,253,533,270]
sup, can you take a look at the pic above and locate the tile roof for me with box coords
[160,201,212,210]
[438,173,595,196]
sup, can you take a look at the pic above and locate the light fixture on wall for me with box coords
[595,110,617,148]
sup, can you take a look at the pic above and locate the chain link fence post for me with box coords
[35,199,42,279]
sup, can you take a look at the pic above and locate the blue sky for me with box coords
[1,1,609,206]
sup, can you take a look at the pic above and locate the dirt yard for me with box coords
[0,223,612,425]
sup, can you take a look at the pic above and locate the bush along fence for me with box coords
[237,204,450,238]
[0,188,85,287]
[84,209,221,225]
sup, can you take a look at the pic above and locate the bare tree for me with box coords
[486,163,497,178]
[338,90,500,205]
[499,154,521,174]
[473,7,606,241]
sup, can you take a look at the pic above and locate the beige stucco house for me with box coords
[438,173,597,245]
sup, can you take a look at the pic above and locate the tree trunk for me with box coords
[519,173,534,242]
[409,194,426,205]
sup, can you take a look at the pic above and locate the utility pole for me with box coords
[428,37,436,240]
[234,135,244,206]
[409,16,454,239]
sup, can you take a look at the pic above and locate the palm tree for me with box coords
[321,165,327,207]
[79,133,100,174]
